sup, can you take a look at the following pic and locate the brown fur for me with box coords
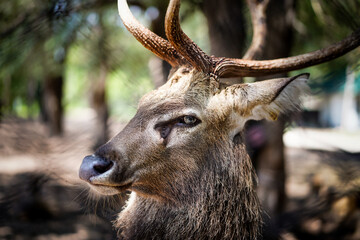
[114,136,261,239]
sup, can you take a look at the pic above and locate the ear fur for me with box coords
[215,73,310,136]
[250,73,310,121]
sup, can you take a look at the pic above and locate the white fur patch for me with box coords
[120,191,137,215]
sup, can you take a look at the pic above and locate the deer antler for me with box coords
[119,0,360,78]
[117,0,187,67]
[213,28,360,78]
[165,0,213,72]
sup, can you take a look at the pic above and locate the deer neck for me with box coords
[116,138,261,239]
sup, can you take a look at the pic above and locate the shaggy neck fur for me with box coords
[115,134,261,240]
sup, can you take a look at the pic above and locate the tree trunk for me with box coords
[0,74,11,120]
[149,1,172,88]
[201,0,246,84]
[91,64,109,150]
[91,13,109,150]
[43,75,63,136]
[201,0,246,59]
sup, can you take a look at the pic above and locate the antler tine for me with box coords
[214,28,360,78]
[117,0,187,67]
[165,0,213,72]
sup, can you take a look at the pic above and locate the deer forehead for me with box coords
[138,68,221,114]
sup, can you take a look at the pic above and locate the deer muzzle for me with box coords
[79,155,131,195]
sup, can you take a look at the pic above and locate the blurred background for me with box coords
[0,0,359,239]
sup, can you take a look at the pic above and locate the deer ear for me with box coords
[224,73,309,123]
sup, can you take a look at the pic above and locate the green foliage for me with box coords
[292,0,360,79]
[0,0,82,117]
[1,0,359,121]
[63,6,155,121]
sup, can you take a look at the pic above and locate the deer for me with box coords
[79,0,360,239]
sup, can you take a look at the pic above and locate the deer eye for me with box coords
[155,115,200,140]
[177,115,200,127]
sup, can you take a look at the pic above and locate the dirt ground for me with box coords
[0,117,125,240]
[0,117,359,239]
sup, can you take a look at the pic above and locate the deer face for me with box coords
[79,65,308,201]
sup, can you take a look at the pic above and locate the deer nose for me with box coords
[79,155,114,182]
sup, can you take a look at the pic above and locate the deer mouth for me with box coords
[88,181,133,195]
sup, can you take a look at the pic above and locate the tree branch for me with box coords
[243,0,270,60]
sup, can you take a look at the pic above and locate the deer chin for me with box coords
[88,181,133,195]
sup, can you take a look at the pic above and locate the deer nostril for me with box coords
[79,155,115,182]
[93,160,114,174]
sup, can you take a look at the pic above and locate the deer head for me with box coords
[79,0,360,198]
[78,0,360,237]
